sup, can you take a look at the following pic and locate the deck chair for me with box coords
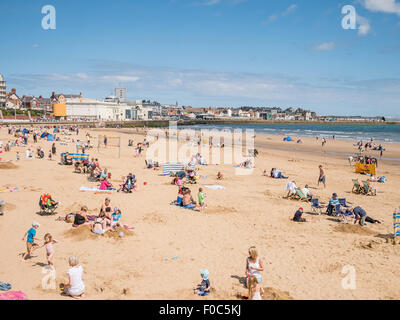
[331,204,343,217]
[362,181,377,196]
[311,198,325,215]
[294,188,310,202]
[352,179,363,194]
[338,198,352,208]
[39,195,58,215]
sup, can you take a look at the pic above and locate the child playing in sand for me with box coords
[198,188,206,212]
[38,233,58,267]
[111,208,123,229]
[194,269,211,296]
[22,222,40,261]
[248,275,264,300]
[217,172,224,180]
[62,256,85,299]
[48,150,52,160]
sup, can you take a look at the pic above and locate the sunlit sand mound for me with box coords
[0,162,18,170]
[262,287,294,300]
[142,212,167,224]
[334,224,378,236]
[206,206,238,214]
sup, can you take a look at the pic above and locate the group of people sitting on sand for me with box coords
[173,185,206,211]
[118,173,137,193]
[292,191,382,226]
[63,198,133,234]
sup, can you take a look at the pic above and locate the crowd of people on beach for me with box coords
[1,124,394,300]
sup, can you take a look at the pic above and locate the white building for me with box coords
[65,97,128,121]
[115,88,127,103]
[0,74,6,108]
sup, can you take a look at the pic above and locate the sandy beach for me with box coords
[1,125,400,300]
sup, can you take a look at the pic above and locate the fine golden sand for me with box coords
[0,126,400,300]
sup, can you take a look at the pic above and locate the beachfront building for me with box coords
[0,74,6,108]
[5,89,22,110]
[21,96,52,112]
[51,93,128,121]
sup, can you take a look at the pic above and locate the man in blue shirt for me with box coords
[349,206,381,226]
[327,193,342,216]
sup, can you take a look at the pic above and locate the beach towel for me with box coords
[0,291,28,300]
[0,187,19,193]
[204,185,226,190]
[80,186,114,193]
[0,282,11,291]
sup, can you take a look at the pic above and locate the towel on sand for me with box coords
[80,187,114,192]
[0,291,28,300]
[204,185,226,190]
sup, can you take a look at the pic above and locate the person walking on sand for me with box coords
[318,165,326,188]
[22,222,40,261]
[38,233,58,267]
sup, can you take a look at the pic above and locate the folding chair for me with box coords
[339,198,352,208]
[294,189,311,202]
[352,179,364,194]
[311,198,325,215]
[362,181,377,196]
[39,196,59,215]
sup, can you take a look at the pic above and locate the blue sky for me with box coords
[0,0,400,116]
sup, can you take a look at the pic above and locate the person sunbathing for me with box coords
[272,168,288,179]
[91,212,112,235]
[73,206,90,227]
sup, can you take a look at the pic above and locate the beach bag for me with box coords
[378,176,386,183]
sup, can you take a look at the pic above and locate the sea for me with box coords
[182,123,400,144]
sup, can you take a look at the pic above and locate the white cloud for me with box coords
[75,73,89,79]
[202,0,221,5]
[264,4,298,24]
[282,4,298,16]
[313,42,335,51]
[357,14,371,35]
[362,0,400,16]
[101,75,140,82]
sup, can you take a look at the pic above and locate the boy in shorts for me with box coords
[22,222,40,261]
